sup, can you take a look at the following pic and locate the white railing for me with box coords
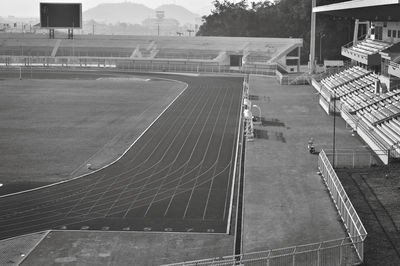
[276,70,311,85]
[323,149,383,168]
[318,150,367,262]
[162,236,363,266]
[0,56,278,76]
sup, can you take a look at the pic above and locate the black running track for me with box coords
[0,73,243,240]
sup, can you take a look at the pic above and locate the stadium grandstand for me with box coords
[311,0,400,165]
[0,33,302,74]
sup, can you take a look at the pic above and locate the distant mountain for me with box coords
[83,2,201,26]
[83,2,154,24]
[155,4,200,25]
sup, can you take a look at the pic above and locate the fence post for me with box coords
[339,238,345,264]
[292,246,297,266]
[317,242,322,266]
[387,149,390,165]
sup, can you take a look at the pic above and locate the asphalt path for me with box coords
[0,70,242,240]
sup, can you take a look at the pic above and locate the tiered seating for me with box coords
[347,87,400,155]
[154,49,219,60]
[0,37,56,57]
[56,47,132,57]
[376,117,400,148]
[355,91,400,124]
[338,73,379,111]
[0,33,302,66]
[245,52,272,64]
[319,66,369,91]
[348,38,392,56]
[321,63,400,156]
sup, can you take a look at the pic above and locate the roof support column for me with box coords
[353,19,360,45]
[297,46,301,72]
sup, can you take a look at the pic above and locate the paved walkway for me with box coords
[242,75,368,253]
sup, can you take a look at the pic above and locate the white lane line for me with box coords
[141,88,212,217]
[202,88,235,220]
[162,86,218,217]
[182,87,228,219]
[121,87,209,218]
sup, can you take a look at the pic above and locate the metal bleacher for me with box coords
[318,65,400,161]
[154,49,219,60]
[349,38,392,56]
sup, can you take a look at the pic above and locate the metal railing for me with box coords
[0,56,277,76]
[389,60,400,70]
[312,61,354,82]
[318,150,367,262]
[162,236,363,266]
[162,151,367,266]
[275,70,310,85]
[323,149,383,168]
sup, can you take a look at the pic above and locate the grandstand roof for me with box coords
[313,0,400,21]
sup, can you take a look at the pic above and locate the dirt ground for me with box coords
[20,231,234,266]
[336,165,400,266]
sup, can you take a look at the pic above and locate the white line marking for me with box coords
[202,88,235,220]
[226,81,244,234]
[182,87,227,219]
[141,88,211,217]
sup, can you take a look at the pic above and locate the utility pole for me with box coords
[309,0,316,73]
[332,91,336,168]
[156,10,164,36]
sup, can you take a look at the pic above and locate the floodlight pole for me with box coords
[309,0,316,73]
[319,34,325,64]
[332,91,336,168]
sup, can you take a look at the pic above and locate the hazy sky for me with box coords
[1,0,215,17]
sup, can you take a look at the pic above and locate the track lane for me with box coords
[0,73,242,239]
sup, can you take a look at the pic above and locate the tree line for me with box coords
[197,0,354,64]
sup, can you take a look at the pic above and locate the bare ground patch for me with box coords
[336,165,400,266]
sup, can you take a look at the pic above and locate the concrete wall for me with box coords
[371,21,400,43]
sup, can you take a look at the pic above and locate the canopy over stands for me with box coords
[313,0,400,21]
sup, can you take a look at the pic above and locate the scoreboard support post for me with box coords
[49,29,55,39]
[68,29,74,39]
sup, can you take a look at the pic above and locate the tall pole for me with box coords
[309,0,317,73]
[319,34,325,65]
[333,91,336,168]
